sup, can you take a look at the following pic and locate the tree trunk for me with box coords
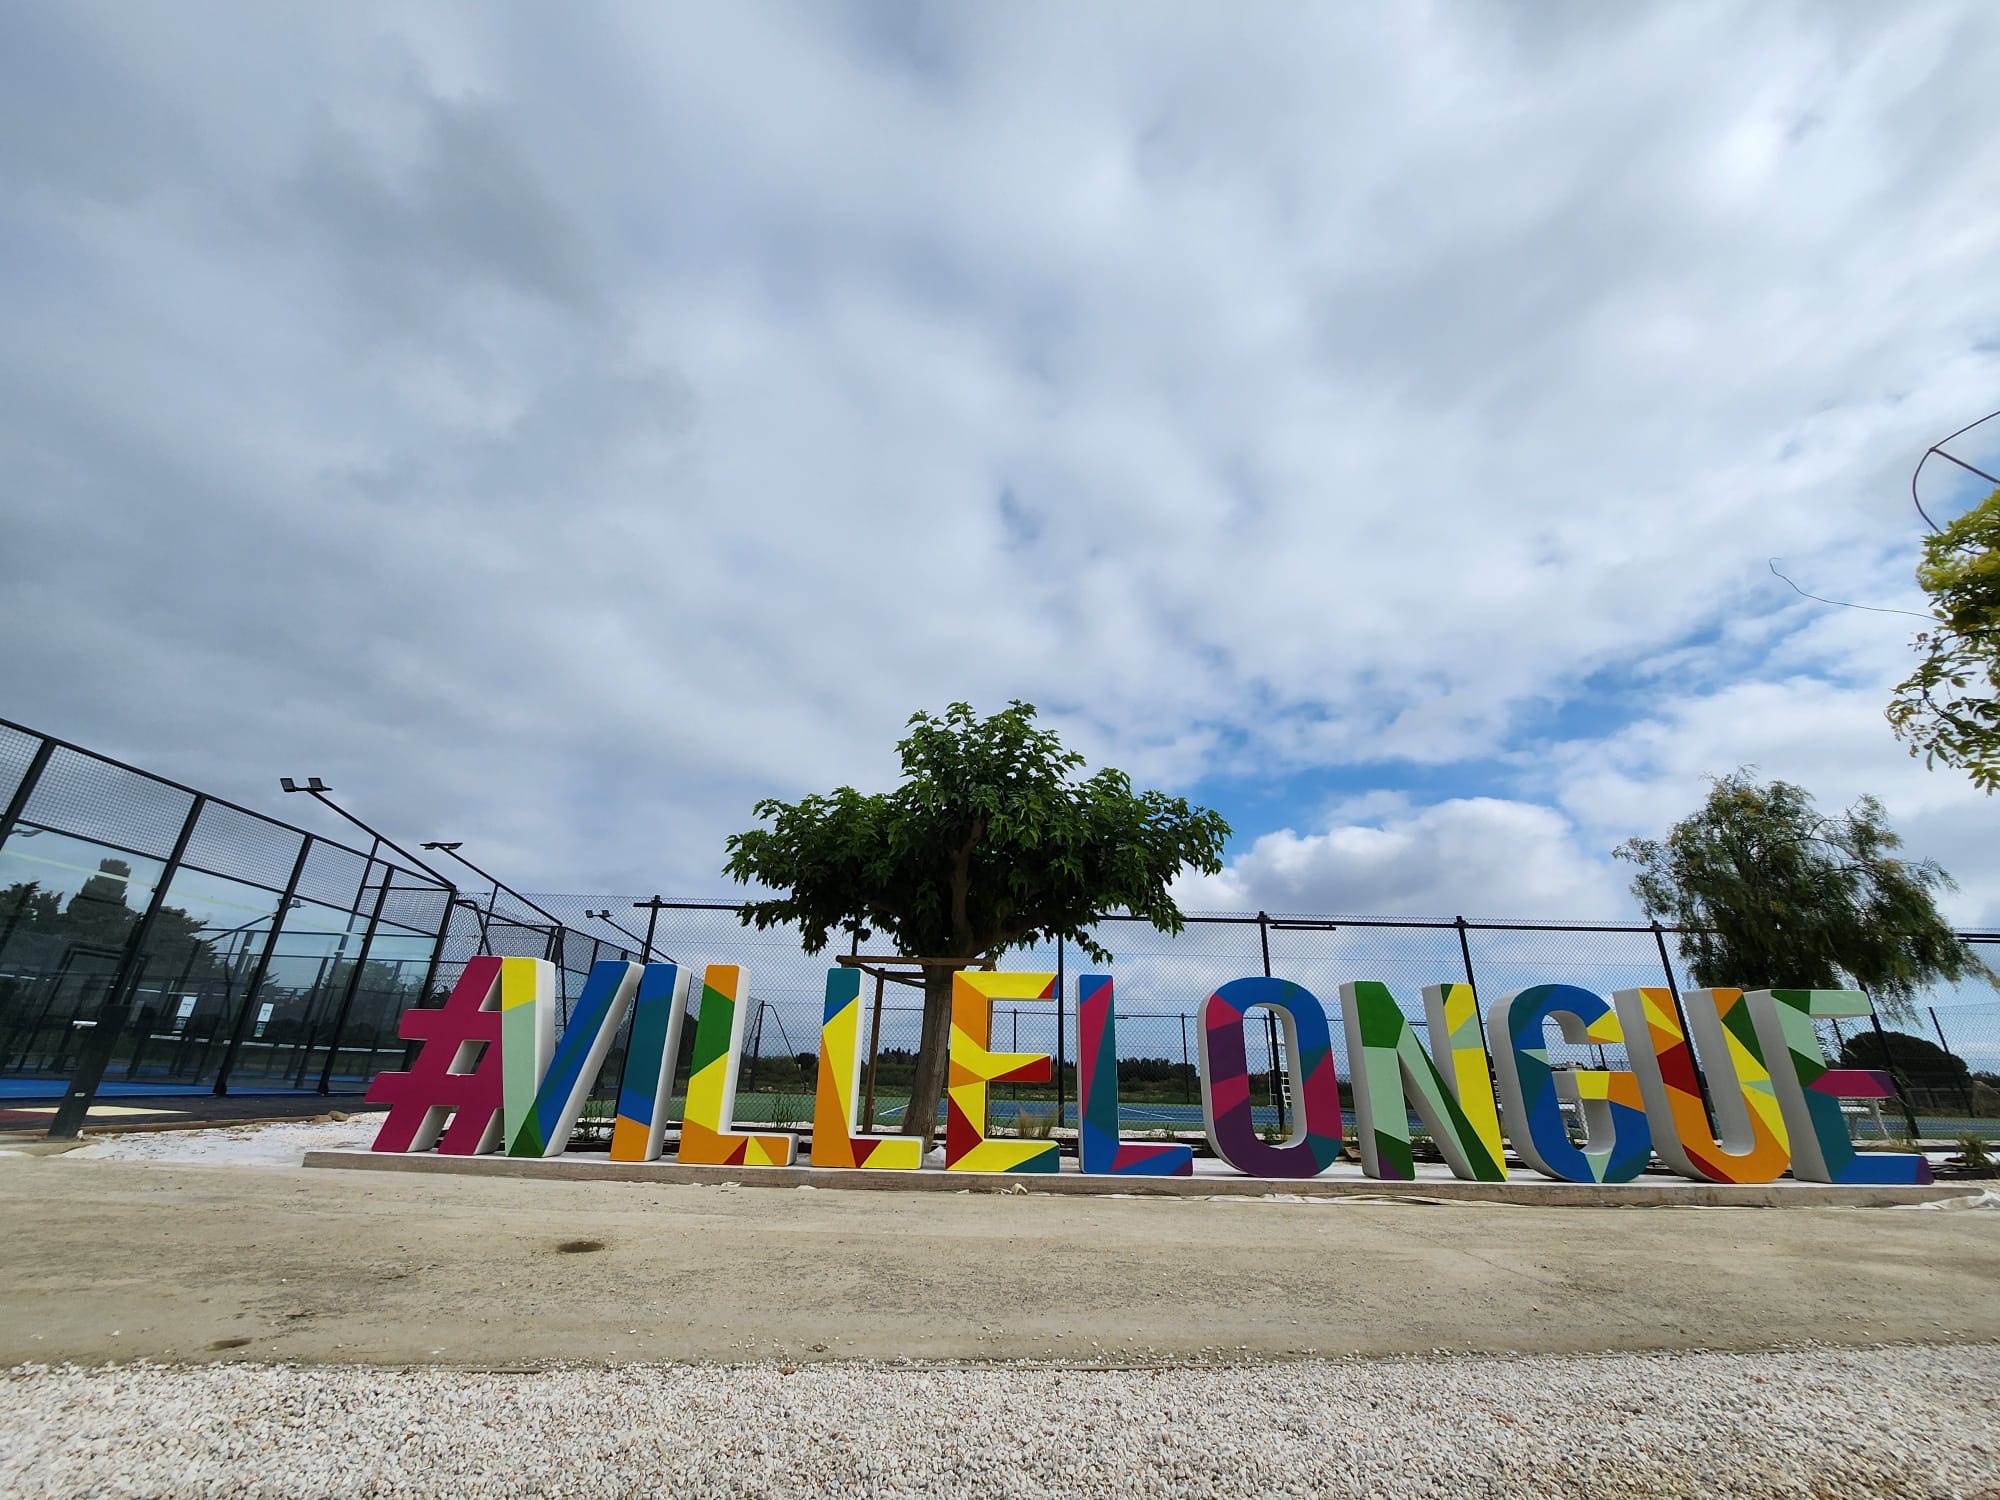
[900,965,962,1149]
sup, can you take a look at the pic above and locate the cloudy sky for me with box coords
[4,2,1999,929]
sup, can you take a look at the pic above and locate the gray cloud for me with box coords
[2,1,1998,907]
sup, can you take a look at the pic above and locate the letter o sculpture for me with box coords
[1198,977,1345,1178]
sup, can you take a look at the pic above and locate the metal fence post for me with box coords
[862,968,885,1131]
[1453,917,1490,1054]
[0,736,54,852]
[1929,1006,1977,1116]
[634,896,667,964]
[48,794,205,1138]
[212,834,313,1097]
[1255,912,1286,1131]
[743,999,764,1094]
[397,897,462,1079]
[316,864,392,1094]
[1054,936,1066,1131]
[1650,920,1712,1128]
[1179,1012,1191,1105]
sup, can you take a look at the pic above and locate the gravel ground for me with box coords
[3,1344,1997,1499]
[54,1118,385,1166]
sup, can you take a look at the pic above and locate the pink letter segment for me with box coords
[366,956,506,1155]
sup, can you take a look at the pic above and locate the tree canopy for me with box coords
[1613,770,1991,1021]
[723,700,1230,1142]
[723,700,1231,965]
[1888,486,2000,792]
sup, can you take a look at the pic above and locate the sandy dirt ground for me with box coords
[1,1153,1996,1368]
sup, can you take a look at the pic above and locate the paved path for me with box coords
[1,1156,1995,1367]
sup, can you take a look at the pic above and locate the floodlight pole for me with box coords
[278,779,461,894]
[585,908,669,964]
[419,841,565,933]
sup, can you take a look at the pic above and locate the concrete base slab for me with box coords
[302,1148,1965,1207]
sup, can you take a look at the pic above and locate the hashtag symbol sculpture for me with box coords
[367,955,508,1154]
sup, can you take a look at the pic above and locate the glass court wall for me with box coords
[0,720,457,1097]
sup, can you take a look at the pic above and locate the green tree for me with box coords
[1837,1029,1972,1100]
[1889,487,2000,792]
[1614,771,1992,1022]
[724,701,1230,1145]
[0,881,62,935]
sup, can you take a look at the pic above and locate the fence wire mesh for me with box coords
[0,721,615,1104]
[4,715,1996,1150]
[517,898,2000,1144]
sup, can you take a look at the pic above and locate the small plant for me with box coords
[770,1097,813,1132]
[1016,1108,1056,1140]
[1953,1135,1997,1178]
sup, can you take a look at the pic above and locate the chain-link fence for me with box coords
[0,720,632,1111]
[6,715,1996,1146]
[523,898,2000,1144]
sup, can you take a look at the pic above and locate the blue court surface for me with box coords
[0,1079,335,1101]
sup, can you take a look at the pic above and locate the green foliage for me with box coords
[1954,1135,1996,1177]
[1889,487,2000,792]
[0,881,61,929]
[1837,1028,1972,1091]
[1613,770,1992,1020]
[1015,1107,1056,1140]
[723,701,1231,964]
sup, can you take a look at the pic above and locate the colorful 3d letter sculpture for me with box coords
[1744,989,1932,1185]
[498,957,556,1150]
[1341,980,1505,1182]
[946,970,1059,1173]
[1613,987,1789,1184]
[369,956,1937,1191]
[678,964,797,1167]
[811,968,922,1170]
[366,954,511,1154]
[510,960,641,1158]
[609,961,694,1162]
[1491,984,1651,1183]
[1198,977,1343,1178]
[1076,975,1192,1176]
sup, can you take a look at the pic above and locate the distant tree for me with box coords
[320,956,416,1003]
[0,880,61,936]
[1613,770,1992,1022]
[1837,1029,1972,1094]
[1889,487,2000,792]
[725,701,1230,1145]
[9,860,220,985]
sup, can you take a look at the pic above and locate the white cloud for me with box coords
[0,2,1997,904]
[1545,674,2000,930]
[1174,794,1626,920]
